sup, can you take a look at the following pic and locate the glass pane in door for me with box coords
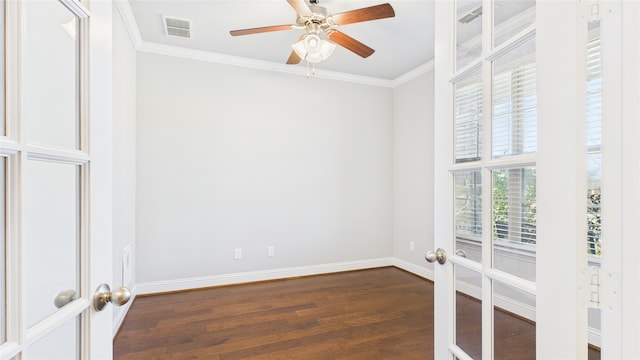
[586,20,602,257]
[492,167,536,281]
[22,315,79,360]
[492,38,536,158]
[587,153,602,256]
[22,0,79,149]
[493,279,536,359]
[586,19,602,357]
[24,160,79,328]
[455,265,482,358]
[456,0,483,70]
[455,69,483,163]
[454,171,482,263]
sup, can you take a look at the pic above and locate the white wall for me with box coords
[392,70,435,277]
[112,3,137,328]
[136,52,393,286]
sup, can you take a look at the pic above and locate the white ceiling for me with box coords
[127,0,435,81]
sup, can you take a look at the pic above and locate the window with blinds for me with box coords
[454,69,483,163]
[455,171,483,239]
[586,37,602,148]
[586,26,602,256]
[490,38,537,252]
[492,39,537,158]
[492,168,537,245]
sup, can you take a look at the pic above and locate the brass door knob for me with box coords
[93,283,131,311]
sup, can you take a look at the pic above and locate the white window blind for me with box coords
[454,71,483,163]
[492,39,537,158]
[455,171,483,238]
[586,32,602,255]
[586,37,602,149]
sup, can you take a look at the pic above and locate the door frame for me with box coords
[86,0,114,358]
[619,1,640,357]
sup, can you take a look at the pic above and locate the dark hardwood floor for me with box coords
[114,267,600,359]
[114,267,432,359]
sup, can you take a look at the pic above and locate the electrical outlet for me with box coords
[234,248,242,260]
[268,246,275,257]
[410,241,415,251]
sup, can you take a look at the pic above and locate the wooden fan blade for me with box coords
[326,29,375,58]
[230,24,294,36]
[287,0,312,16]
[331,3,395,26]
[286,50,302,64]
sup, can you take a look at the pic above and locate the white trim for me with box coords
[24,299,91,348]
[450,344,474,360]
[24,146,90,165]
[112,286,136,338]
[136,258,394,295]
[393,258,434,282]
[59,0,90,18]
[392,60,435,88]
[113,0,143,48]
[137,41,394,88]
[0,342,20,360]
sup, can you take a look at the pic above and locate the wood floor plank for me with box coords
[114,266,600,359]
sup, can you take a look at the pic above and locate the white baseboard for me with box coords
[136,257,395,295]
[393,258,434,281]
[112,285,136,337]
[120,257,603,348]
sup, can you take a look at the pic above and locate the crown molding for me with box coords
[113,0,143,48]
[114,0,432,88]
[137,41,395,87]
[392,59,435,88]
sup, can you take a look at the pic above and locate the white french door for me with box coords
[1,1,115,359]
[432,0,640,359]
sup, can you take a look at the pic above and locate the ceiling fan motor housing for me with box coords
[297,5,331,31]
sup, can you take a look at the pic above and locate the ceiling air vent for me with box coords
[163,16,191,38]
[458,6,483,24]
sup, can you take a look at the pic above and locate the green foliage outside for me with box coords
[587,191,601,255]
[492,168,537,244]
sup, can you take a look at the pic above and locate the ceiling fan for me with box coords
[229,0,395,65]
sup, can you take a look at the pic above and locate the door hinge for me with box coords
[580,0,602,21]
[579,266,619,310]
[590,0,601,19]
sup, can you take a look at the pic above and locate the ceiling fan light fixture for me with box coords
[304,34,321,52]
[292,34,336,63]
